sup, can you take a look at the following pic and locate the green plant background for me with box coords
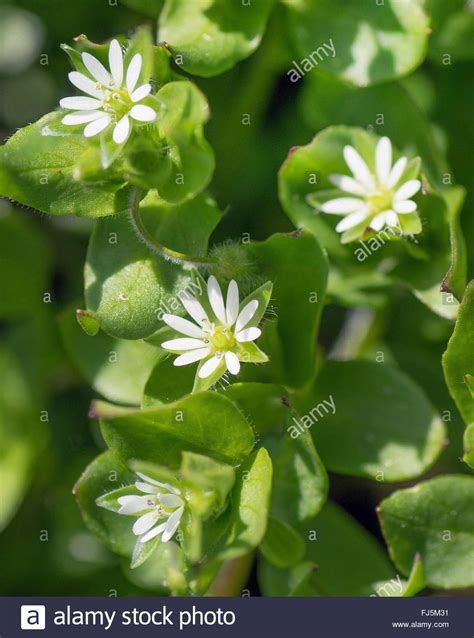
[0,0,473,596]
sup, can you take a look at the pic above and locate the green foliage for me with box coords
[379,475,474,589]
[95,392,255,468]
[298,360,445,482]
[159,0,275,77]
[285,0,429,86]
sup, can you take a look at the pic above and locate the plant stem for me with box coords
[205,552,254,597]
[128,188,214,267]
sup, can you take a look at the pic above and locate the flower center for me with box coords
[208,325,235,353]
[368,188,393,213]
[99,84,132,119]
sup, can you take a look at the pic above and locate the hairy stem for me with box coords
[205,552,254,597]
[128,188,214,266]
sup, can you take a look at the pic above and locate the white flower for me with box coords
[319,136,421,233]
[162,276,262,379]
[60,39,156,145]
[117,472,184,544]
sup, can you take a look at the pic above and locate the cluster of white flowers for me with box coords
[116,472,184,545]
[162,276,262,379]
[60,39,156,144]
[319,136,421,234]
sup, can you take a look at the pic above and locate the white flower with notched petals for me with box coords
[319,136,421,234]
[162,276,262,380]
[116,472,184,545]
[60,39,156,145]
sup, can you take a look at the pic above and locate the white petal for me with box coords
[117,495,149,514]
[132,510,159,536]
[135,473,180,495]
[113,115,130,144]
[131,83,152,102]
[126,53,142,94]
[225,280,240,326]
[60,96,103,111]
[161,507,184,543]
[140,521,168,543]
[163,314,205,338]
[82,52,111,86]
[129,104,156,122]
[343,145,374,189]
[178,293,210,326]
[393,200,417,214]
[208,276,227,324]
[394,179,421,202]
[320,197,366,215]
[387,156,407,188]
[335,209,370,232]
[236,327,262,343]
[84,115,111,138]
[198,355,222,379]
[161,338,207,351]
[235,300,258,332]
[386,210,400,226]
[135,482,158,494]
[109,39,123,86]
[375,136,392,184]
[68,72,104,99]
[328,174,366,195]
[159,494,183,508]
[370,212,388,231]
[174,348,210,367]
[225,351,240,375]
[62,110,103,125]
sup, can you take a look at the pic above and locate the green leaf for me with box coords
[220,383,289,438]
[463,424,474,470]
[246,231,328,388]
[153,81,215,203]
[0,212,51,319]
[260,516,306,569]
[267,424,328,525]
[159,0,275,77]
[217,447,273,560]
[0,112,129,217]
[95,391,255,468]
[143,356,195,406]
[59,306,163,406]
[442,281,474,425]
[378,475,474,589]
[441,186,467,301]
[123,542,186,594]
[180,451,235,517]
[74,452,137,558]
[84,193,221,339]
[286,0,429,86]
[300,360,446,482]
[259,501,396,596]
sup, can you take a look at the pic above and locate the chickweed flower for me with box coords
[60,39,156,144]
[116,472,184,545]
[162,276,264,380]
[319,136,421,235]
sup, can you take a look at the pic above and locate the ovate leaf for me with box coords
[0,112,129,217]
[301,361,446,482]
[159,0,275,77]
[96,392,255,468]
[379,475,474,589]
[286,0,429,86]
